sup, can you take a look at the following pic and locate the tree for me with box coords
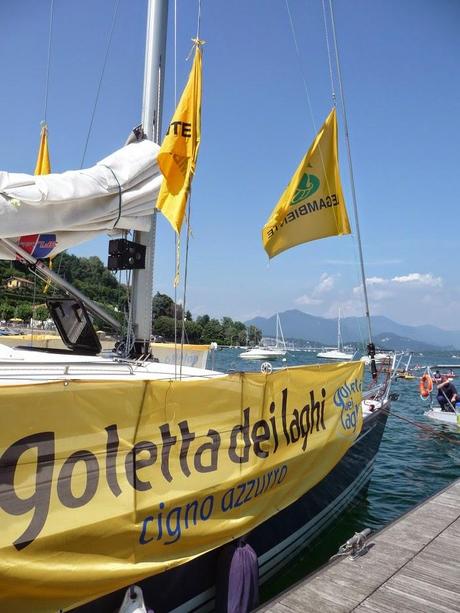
[33,304,49,321]
[15,302,33,321]
[0,302,14,321]
[201,318,224,344]
[152,292,175,319]
[196,314,210,328]
[247,325,262,345]
[152,315,176,339]
[184,320,202,343]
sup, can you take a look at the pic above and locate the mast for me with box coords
[130,0,168,346]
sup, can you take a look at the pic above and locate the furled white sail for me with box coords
[0,140,161,259]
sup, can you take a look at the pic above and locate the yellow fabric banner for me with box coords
[262,108,351,258]
[34,124,51,175]
[0,362,363,611]
[156,44,202,234]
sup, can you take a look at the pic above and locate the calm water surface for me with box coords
[210,348,460,598]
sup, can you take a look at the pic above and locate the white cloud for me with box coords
[391,273,442,287]
[295,295,322,306]
[313,273,337,296]
[295,273,338,307]
[366,276,387,286]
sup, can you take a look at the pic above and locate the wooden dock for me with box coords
[258,479,460,612]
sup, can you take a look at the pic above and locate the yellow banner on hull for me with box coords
[0,362,363,611]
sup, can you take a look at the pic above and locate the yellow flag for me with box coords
[34,124,51,175]
[156,44,202,234]
[263,108,350,258]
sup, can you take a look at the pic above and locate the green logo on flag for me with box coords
[291,173,320,205]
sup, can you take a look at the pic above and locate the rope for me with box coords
[196,0,202,41]
[380,405,460,446]
[180,191,193,377]
[321,0,336,107]
[173,0,178,378]
[174,0,178,105]
[43,0,55,123]
[328,0,373,346]
[100,164,122,228]
[284,0,342,240]
[177,0,203,377]
[284,1,316,134]
[80,0,121,168]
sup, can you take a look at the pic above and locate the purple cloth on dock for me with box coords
[215,539,259,613]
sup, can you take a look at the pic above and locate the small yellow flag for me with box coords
[156,44,202,234]
[34,124,51,175]
[262,108,350,258]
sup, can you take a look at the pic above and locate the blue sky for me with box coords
[1,0,459,333]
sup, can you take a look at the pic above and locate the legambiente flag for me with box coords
[262,108,350,258]
[156,44,202,234]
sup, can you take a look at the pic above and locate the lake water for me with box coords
[210,348,460,599]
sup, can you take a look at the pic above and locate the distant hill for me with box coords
[372,332,452,352]
[245,309,460,350]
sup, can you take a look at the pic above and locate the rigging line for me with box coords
[173,0,178,378]
[174,233,178,379]
[80,0,121,168]
[174,0,177,105]
[43,0,55,122]
[100,164,122,228]
[321,0,364,319]
[284,0,338,231]
[284,0,316,135]
[196,0,202,41]
[180,192,193,378]
[328,0,373,344]
[321,0,336,107]
[31,274,38,345]
[379,405,460,446]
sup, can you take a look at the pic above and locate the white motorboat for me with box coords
[425,408,459,427]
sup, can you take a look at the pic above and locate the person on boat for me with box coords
[432,370,443,385]
[436,378,457,412]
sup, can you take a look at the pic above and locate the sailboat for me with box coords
[0,2,394,612]
[396,352,416,380]
[317,308,355,361]
[239,313,287,360]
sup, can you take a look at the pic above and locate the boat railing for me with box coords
[0,359,139,378]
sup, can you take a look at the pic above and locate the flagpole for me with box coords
[328,0,373,348]
[130,0,168,351]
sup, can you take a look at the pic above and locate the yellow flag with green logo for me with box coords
[263,108,350,258]
[156,44,202,234]
[34,124,51,175]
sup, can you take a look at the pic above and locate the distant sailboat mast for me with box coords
[131,0,168,347]
[337,307,343,352]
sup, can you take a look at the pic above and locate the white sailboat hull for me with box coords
[316,349,354,361]
[239,347,286,360]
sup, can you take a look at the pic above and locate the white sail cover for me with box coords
[0,140,162,259]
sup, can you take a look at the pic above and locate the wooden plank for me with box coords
[258,479,460,613]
